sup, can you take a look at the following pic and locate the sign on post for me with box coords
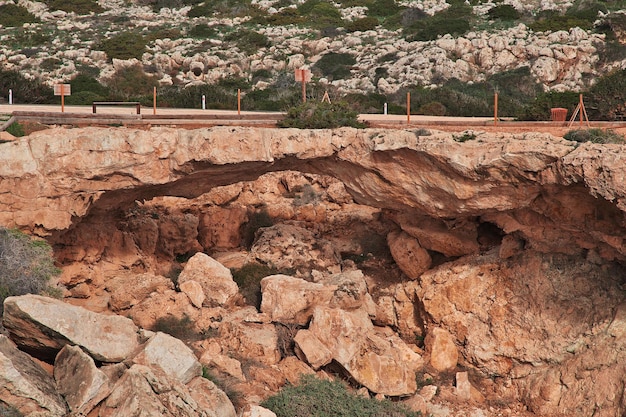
[295,68,311,103]
[54,84,71,113]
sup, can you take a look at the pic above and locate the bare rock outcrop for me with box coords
[1,295,236,417]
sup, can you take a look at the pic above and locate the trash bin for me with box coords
[551,108,568,122]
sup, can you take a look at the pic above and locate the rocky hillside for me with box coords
[2,0,626,114]
[2,125,626,416]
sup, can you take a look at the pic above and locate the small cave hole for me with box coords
[477,221,505,251]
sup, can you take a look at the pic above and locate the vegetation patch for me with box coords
[0,4,39,26]
[0,228,60,313]
[231,262,281,308]
[46,0,104,14]
[96,32,147,61]
[261,375,421,417]
[279,101,365,129]
[563,128,625,144]
[313,52,356,80]
[151,314,198,340]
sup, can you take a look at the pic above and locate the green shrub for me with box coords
[0,69,55,104]
[46,0,104,14]
[6,122,25,137]
[224,29,270,54]
[563,128,625,144]
[298,0,344,28]
[404,0,472,40]
[96,32,147,61]
[279,101,365,129]
[346,16,380,31]
[70,74,110,97]
[152,314,198,340]
[487,4,520,20]
[261,375,421,417]
[453,131,477,142]
[188,23,220,38]
[529,11,593,32]
[241,208,275,249]
[231,263,282,308]
[517,90,579,121]
[0,228,61,313]
[586,68,626,120]
[255,7,304,25]
[367,0,400,18]
[0,4,38,26]
[419,101,446,116]
[313,52,356,80]
[103,64,158,101]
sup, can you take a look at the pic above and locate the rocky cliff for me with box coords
[1,126,626,416]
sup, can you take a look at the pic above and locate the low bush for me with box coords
[586,68,626,120]
[0,228,60,313]
[102,64,158,101]
[404,0,472,40]
[152,314,198,340]
[345,16,379,32]
[298,0,344,28]
[487,4,520,21]
[313,52,356,80]
[0,404,23,417]
[224,29,270,54]
[96,32,147,61]
[563,128,625,144]
[6,121,25,137]
[419,101,446,116]
[367,0,401,18]
[529,11,593,32]
[0,69,54,104]
[0,4,38,26]
[517,90,579,121]
[231,262,281,308]
[46,0,104,14]
[261,375,421,417]
[279,101,365,129]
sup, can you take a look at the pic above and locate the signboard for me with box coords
[54,84,71,96]
[294,68,312,82]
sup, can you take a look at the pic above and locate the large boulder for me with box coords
[0,335,68,416]
[260,275,335,325]
[387,230,432,279]
[98,364,207,417]
[54,344,111,415]
[260,270,375,326]
[130,331,202,384]
[2,294,145,362]
[177,253,239,307]
[294,307,423,396]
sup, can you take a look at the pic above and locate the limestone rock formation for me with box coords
[4,126,626,416]
[0,335,68,417]
[1,295,236,417]
[178,252,239,307]
[2,294,145,362]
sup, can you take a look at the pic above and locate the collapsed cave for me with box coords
[4,126,626,415]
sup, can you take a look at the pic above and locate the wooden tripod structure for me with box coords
[568,94,590,128]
